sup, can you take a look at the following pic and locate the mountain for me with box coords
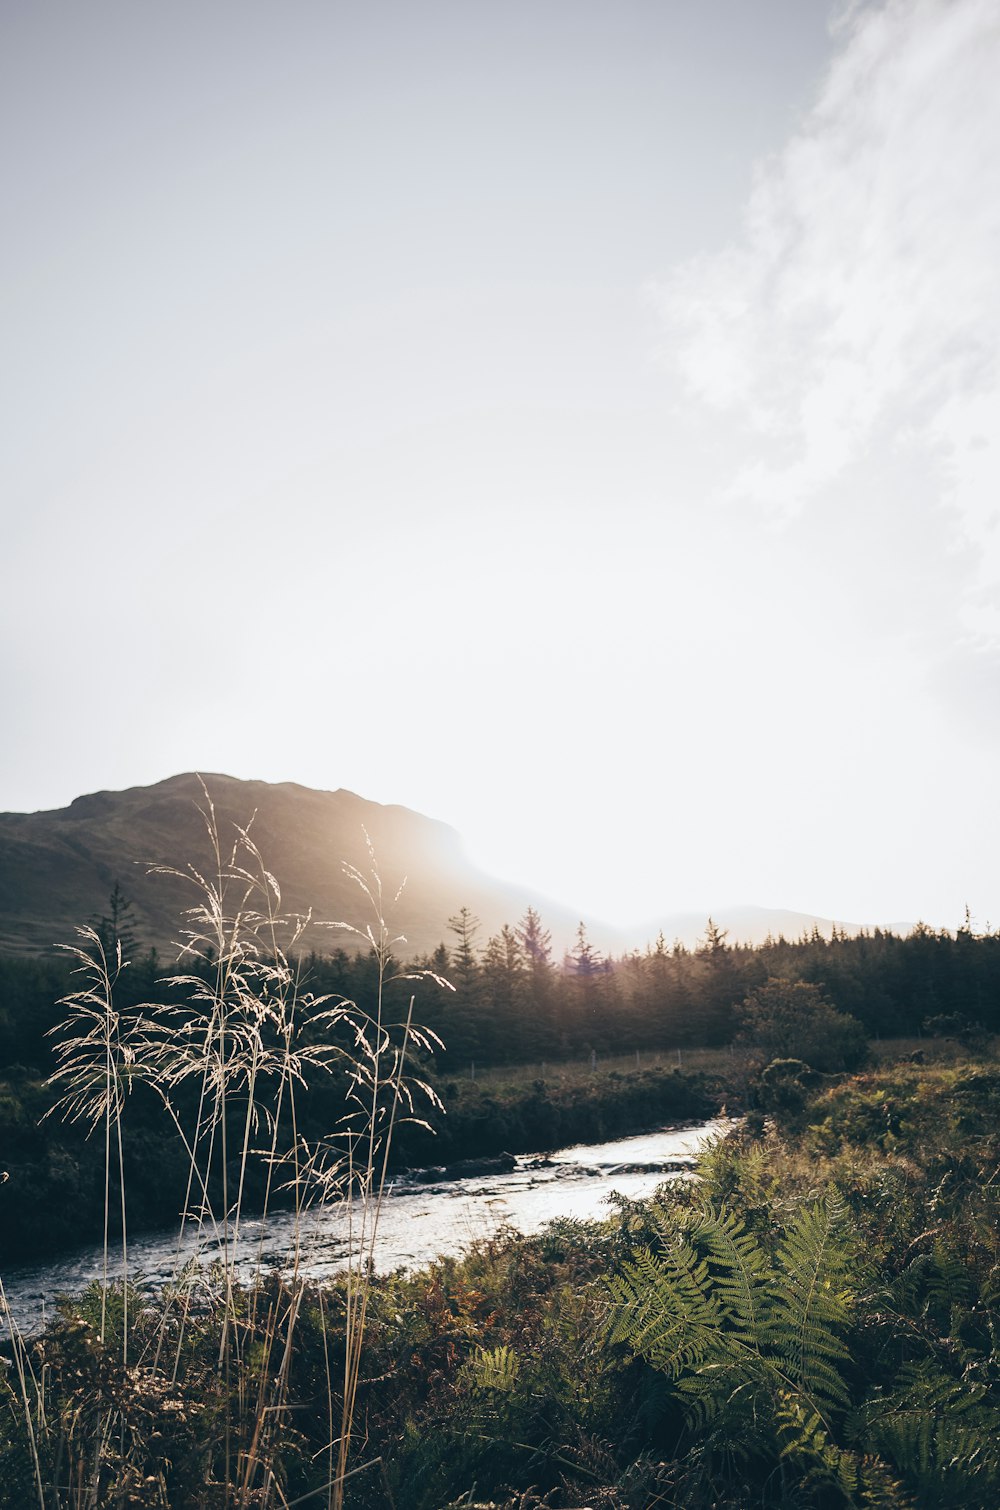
[0,773,593,959]
[0,772,884,960]
[628,904,905,951]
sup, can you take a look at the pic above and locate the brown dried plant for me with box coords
[15,781,451,1509]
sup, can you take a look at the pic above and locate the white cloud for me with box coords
[654,0,1000,635]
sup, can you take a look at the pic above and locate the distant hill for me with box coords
[0,773,885,960]
[629,904,907,951]
[0,773,593,959]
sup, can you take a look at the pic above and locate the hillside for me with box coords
[0,773,871,960]
[0,773,578,959]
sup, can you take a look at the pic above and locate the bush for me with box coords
[754,1056,814,1117]
[738,977,868,1073]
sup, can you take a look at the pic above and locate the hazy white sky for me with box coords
[4,0,999,931]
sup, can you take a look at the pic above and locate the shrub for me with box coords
[738,978,868,1073]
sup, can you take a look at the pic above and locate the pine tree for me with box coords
[90,880,139,967]
[567,922,611,1050]
[481,924,526,1061]
[446,907,482,1060]
[516,907,558,1056]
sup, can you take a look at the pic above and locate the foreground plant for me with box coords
[602,1069,1000,1508]
[44,928,143,1364]
[2,784,448,1509]
[604,1194,890,1501]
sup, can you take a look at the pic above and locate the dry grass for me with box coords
[474,1035,979,1095]
[472,1043,742,1092]
[2,782,450,1509]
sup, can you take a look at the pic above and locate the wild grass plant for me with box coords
[0,785,448,1508]
[43,929,138,1365]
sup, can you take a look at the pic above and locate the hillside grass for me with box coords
[471,1042,741,1087]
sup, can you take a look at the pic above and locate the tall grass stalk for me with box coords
[11,785,449,1507]
[45,930,136,1365]
[0,1277,47,1509]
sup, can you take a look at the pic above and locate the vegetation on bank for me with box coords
[2,817,999,1507]
[2,1051,999,1508]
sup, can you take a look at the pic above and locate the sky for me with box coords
[3,0,1000,933]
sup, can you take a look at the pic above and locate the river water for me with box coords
[1,1118,730,1333]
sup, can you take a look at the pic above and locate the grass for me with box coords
[1,785,448,1509]
[3,1026,1000,1505]
[474,1035,971,1096]
[472,1043,741,1091]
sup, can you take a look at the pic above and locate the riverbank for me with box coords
[394,1059,733,1165]
[0,1037,971,1267]
[2,1051,998,1507]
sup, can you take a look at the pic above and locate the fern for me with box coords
[776,1389,858,1496]
[928,1238,973,1314]
[682,1202,771,1357]
[856,1358,1000,1490]
[769,1195,857,1413]
[469,1344,520,1393]
[605,1214,725,1377]
[605,1193,861,1490]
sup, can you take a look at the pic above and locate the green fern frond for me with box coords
[769,1196,857,1412]
[469,1344,520,1393]
[682,1203,770,1355]
[605,1238,723,1376]
[857,1359,1000,1487]
[776,1389,858,1496]
[929,1238,972,1311]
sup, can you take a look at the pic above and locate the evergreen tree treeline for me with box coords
[3,904,999,1073]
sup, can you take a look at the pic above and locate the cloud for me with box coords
[653,0,1000,640]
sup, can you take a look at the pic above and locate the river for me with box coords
[1,1117,731,1333]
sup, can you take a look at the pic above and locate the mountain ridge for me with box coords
[0,772,889,959]
[0,772,584,959]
